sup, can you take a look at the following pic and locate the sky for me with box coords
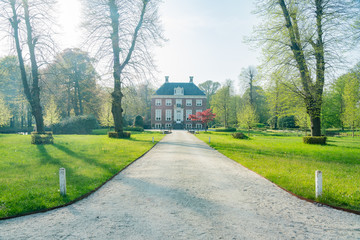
[55,0,260,88]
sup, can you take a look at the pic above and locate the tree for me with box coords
[83,0,163,136]
[189,109,216,132]
[253,0,360,136]
[198,80,221,108]
[0,95,12,127]
[99,96,114,131]
[211,85,231,128]
[1,0,56,134]
[238,103,258,136]
[43,96,60,128]
[134,115,144,127]
[342,73,360,137]
[43,49,101,118]
[239,66,257,106]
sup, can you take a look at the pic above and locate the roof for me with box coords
[154,82,205,96]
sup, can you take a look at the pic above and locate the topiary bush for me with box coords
[232,132,249,139]
[133,115,144,128]
[303,136,327,145]
[52,115,98,134]
[108,131,131,139]
[215,127,237,132]
[31,132,54,145]
[124,126,144,132]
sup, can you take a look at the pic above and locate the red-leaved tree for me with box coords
[189,109,216,132]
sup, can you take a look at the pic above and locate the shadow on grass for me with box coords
[52,143,116,172]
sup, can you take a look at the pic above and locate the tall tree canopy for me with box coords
[83,0,164,136]
[253,0,360,136]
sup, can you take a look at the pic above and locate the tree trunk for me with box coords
[310,116,321,136]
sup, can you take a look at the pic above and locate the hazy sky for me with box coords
[56,0,260,88]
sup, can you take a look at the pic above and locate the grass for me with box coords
[0,131,164,219]
[196,131,360,212]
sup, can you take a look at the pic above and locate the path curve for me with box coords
[0,131,359,239]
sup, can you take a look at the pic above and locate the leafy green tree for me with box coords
[253,0,359,136]
[211,85,231,128]
[342,73,360,137]
[99,95,114,131]
[44,96,60,127]
[198,80,221,108]
[0,95,12,127]
[238,103,258,136]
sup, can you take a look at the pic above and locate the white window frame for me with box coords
[196,99,202,106]
[186,99,192,106]
[165,123,172,128]
[196,109,202,114]
[196,123,203,129]
[176,99,182,107]
[155,123,162,129]
[186,109,192,121]
[155,99,162,106]
[165,99,172,106]
[155,109,162,121]
[166,109,172,121]
[186,124,192,129]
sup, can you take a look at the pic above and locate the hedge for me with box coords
[232,132,249,139]
[303,136,327,145]
[108,131,131,139]
[215,127,237,132]
[52,115,98,134]
[31,132,54,145]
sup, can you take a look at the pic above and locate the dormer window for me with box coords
[174,87,184,95]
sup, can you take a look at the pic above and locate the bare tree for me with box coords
[239,66,257,106]
[82,0,163,136]
[0,0,56,134]
[252,0,360,136]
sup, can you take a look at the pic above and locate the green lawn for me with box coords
[196,131,360,212]
[0,131,164,219]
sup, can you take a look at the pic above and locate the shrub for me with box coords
[31,132,54,145]
[133,115,144,128]
[108,131,131,139]
[278,115,296,129]
[232,132,248,139]
[303,136,327,145]
[52,115,98,134]
[124,126,144,132]
[215,127,237,132]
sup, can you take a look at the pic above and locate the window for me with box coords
[176,110,182,122]
[196,123,203,129]
[186,124,192,129]
[155,109,161,121]
[165,123,172,129]
[155,123,162,129]
[186,109,192,121]
[174,87,184,95]
[196,99,202,106]
[196,109,202,113]
[165,99,172,106]
[155,99,161,106]
[176,99,182,107]
[186,99,192,106]
[166,109,172,121]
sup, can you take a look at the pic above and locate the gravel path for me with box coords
[1,131,359,239]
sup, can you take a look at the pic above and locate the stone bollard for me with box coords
[152,137,154,143]
[315,170,322,198]
[59,168,66,196]
[209,137,211,143]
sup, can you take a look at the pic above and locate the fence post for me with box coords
[315,170,322,198]
[152,137,154,143]
[59,168,66,196]
[209,137,211,143]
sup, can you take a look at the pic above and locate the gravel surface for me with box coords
[0,131,359,239]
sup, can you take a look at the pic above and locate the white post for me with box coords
[59,168,66,196]
[152,137,154,143]
[315,170,322,198]
[209,137,211,143]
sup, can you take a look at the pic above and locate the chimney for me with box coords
[165,76,169,83]
[189,76,194,83]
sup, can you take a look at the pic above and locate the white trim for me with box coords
[151,95,206,99]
